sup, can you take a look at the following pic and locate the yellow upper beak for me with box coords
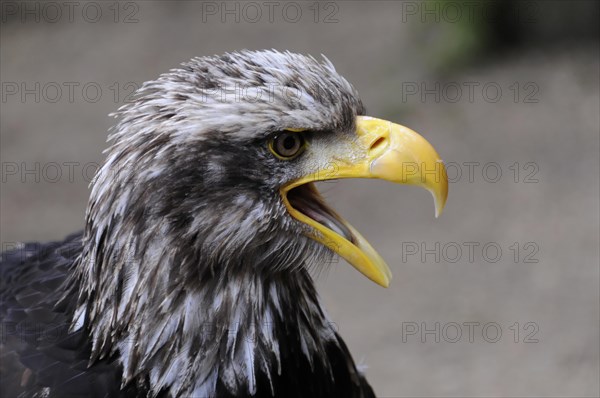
[281,116,448,287]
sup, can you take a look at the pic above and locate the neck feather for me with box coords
[72,249,337,396]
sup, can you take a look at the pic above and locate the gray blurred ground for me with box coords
[1,1,599,397]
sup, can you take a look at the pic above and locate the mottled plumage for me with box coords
[1,50,375,397]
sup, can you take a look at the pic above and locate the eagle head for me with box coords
[73,50,448,396]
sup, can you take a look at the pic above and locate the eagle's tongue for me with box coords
[288,184,355,243]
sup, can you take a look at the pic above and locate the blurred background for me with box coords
[1,1,598,396]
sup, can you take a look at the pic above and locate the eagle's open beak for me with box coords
[281,116,448,287]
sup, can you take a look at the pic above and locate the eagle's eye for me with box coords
[269,132,306,160]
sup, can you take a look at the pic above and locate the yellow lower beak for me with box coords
[282,116,448,287]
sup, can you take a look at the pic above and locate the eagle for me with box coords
[0,50,448,398]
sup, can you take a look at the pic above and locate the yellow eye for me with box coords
[269,132,306,160]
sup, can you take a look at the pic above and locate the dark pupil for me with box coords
[283,135,296,151]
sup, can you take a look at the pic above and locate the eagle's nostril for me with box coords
[369,136,389,155]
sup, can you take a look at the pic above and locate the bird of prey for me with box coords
[1,50,448,397]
